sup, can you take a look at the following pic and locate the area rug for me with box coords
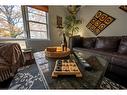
[9,64,126,89]
[9,64,45,89]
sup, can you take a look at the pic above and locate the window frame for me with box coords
[26,6,50,40]
[0,5,50,41]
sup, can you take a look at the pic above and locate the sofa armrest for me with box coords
[69,35,83,49]
[0,43,25,81]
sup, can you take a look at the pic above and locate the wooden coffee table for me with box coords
[34,50,108,89]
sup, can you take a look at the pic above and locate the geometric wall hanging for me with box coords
[86,10,116,35]
[119,5,127,12]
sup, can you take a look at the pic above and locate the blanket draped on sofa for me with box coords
[0,43,25,81]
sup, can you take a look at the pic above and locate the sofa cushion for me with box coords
[82,37,96,48]
[109,64,127,79]
[118,37,127,54]
[95,37,120,52]
[73,47,115,62]
[111,53,127,69]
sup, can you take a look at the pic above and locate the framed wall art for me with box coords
[56,16,63,29]
[86,10,116,35]
[119,5,127,12]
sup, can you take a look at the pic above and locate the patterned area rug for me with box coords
[9,64,126,89]
[100,77,125,89]
[9,64,45,89]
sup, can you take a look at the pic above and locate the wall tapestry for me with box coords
[119,5,127,12]
[56,16,63,29]
[86,10,115,35]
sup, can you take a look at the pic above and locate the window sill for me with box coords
[0,38,26,41]
[0,38,51,42]
[27,39,51,41]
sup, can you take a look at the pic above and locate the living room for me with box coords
[0,1,127,91]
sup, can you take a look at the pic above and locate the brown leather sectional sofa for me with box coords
[69,35,127,87]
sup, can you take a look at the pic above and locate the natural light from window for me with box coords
[28,7,48,39]
[0,5,25,39]
[0,5,49,41]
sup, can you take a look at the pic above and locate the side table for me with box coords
[22,48,34,65]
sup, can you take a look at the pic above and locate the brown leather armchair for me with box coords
[0,43,25,82]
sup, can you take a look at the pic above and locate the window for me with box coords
[0,6,49,49]
[0,5,49,40]
[27,7,49,39]
[0,5,25,39]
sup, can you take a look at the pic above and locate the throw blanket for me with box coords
[0,43,25,81]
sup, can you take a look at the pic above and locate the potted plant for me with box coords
[59,6,82,49]
[61,6,82,37]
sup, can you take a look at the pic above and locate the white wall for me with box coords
[78,6,127,37]
[48,6,67,45]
